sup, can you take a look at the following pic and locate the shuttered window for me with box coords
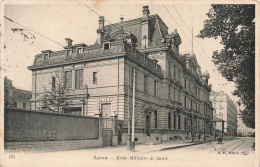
[75,69,83,89]
[65,71,72,89]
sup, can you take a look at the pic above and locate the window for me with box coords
[144,56,147,62]
[64,107,82,115]
[154,81,157,96]
[67,50,72,56]
[195,86,198,98]
[130,68,135,87]
[174,65,176,79]
[184,97,187,108]
[168,112,171,129]
[168,85,171,100]
[178,115,181,130]
[190,99,193,109]
[184,117,187,131]
[168,61,171,77]
[178,90,181,102]
[77,48,83,54]
[65,71,72,89]
[184,78,187,89]
[93,72,97,84]
[43,54,49,60]
[178,69,181,81]
[104,42,110,50]
[52,77,55,89]
[174,88,177,101]
[154,111,158,128]
[101,103,111,118]
[14,102,17,108]
[144,75,148,93]
[75,69,83,89]
[23,103,26,109]
[174,114,176,129]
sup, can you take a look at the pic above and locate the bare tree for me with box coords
[41,70,71,113]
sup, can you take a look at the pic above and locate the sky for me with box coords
[2,0,239,103]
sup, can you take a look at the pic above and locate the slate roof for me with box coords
[99,14,169,49]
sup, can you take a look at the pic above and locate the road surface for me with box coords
[2,137,257,167]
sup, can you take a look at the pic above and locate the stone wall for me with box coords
[5,108,99,142]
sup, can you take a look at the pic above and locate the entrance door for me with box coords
[146,115,151,136]
[101,103,113,147]
[102,130,113,147]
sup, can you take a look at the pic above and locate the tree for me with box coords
[41,71,71,113]
[198,5,255,128]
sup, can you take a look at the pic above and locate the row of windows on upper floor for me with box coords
[43,42,113,61]
[167,61,209,98]
[51,69,97,90]
[50,68,211,105]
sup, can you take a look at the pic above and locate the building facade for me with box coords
[4,76,32,110]
[28,6,214,146]
[210,91,238,137]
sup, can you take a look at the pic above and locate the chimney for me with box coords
[65,38,73,47]
[142,6,150,19]
[97,16,105,44]
[141,6,150,48]
[98,16,105,30]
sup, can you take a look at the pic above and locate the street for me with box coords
[3,137,257,167]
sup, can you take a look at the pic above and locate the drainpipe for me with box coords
[127,65,131,150]
[34,70,37,110]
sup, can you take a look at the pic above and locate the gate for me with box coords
[101,117,113,147]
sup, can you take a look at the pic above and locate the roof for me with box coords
[101,14,169,49]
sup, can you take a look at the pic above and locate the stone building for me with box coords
[210,91,238,137]
[28,6,214,146]
[4,76,32,110]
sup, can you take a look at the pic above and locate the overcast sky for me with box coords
[2,0,239,102]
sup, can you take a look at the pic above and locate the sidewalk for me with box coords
[73,139,212,154]
[5,139,212,154]
[132,139,211,153]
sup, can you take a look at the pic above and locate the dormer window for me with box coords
[77,48,83,54]
[43,54,49,60]
[67,50,72,56]
[103,42,110,50]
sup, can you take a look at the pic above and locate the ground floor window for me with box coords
[64,107,82,115]
[154,111,158,128]
[168,112,171,129]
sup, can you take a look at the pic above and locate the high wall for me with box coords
[4,108,102,151]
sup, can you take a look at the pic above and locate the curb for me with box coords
[160,141,211,151]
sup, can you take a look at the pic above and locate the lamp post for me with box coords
[131,68,136,150]
[127,66,131,150]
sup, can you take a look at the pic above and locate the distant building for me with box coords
[210,91,238,137]
[28,6,214,146]
[4,76,32,110]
